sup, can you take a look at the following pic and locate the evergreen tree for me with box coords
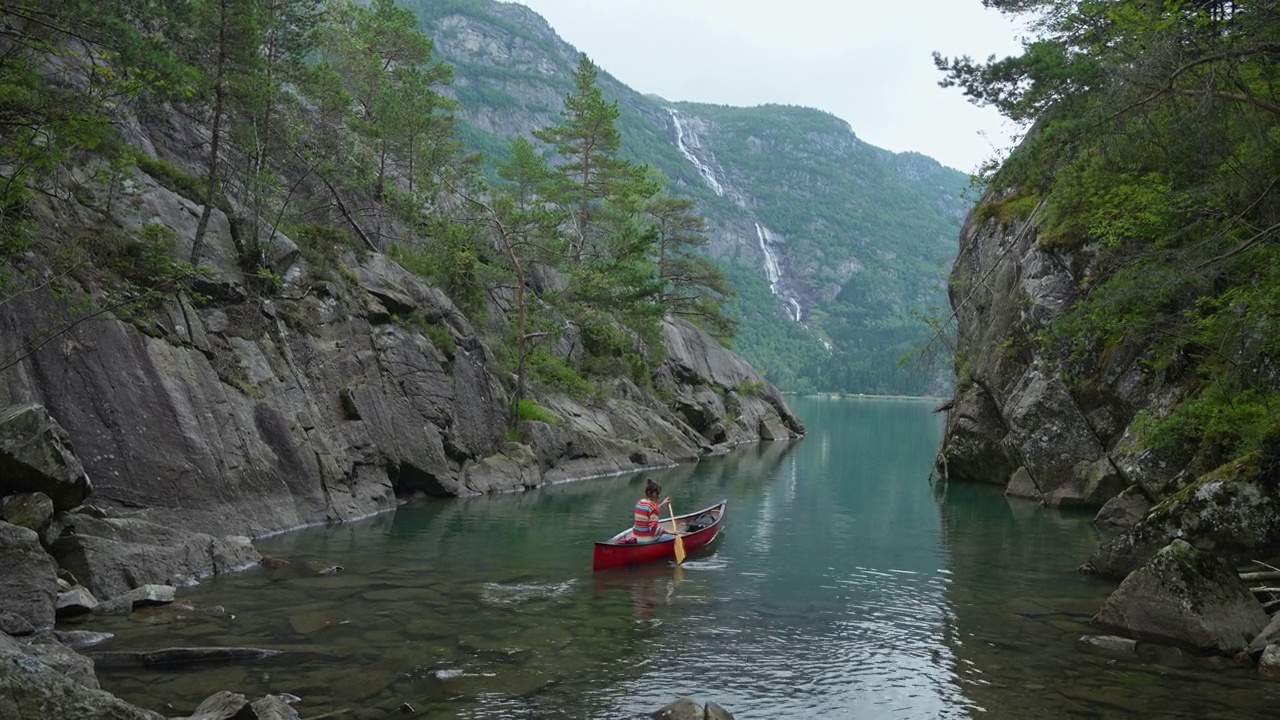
[644,192,736,339]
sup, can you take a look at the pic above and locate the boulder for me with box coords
[460,442,542,494]
[1092,540,1269,654]
[1248,613,1280,654]
[0,404,91,511]
[1004,466,1040,501]
[0,521,57,633]
[53,630,115,651]
[51,514,260,601]
[0,635,161,719]
[20,634,100,689]
[1261,644,1280,682]
[184,691,299,720]
[1094,486,1151,532]
[653,697,706,720]
[56,586,99,617]
[95,584,175,616]
[0,492,54,534]
[1086,458,1280,580]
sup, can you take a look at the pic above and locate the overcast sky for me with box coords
[511,0,1028,173]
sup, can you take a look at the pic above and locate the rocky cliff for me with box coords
[0,142,802,540]
[935,194,1280,663]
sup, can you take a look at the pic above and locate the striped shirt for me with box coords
[633,498,661,537]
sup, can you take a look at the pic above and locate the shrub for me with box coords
[515,398,558,424]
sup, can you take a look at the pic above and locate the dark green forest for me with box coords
[938,0,1280,470]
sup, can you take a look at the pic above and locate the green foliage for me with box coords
[284,223,359,280]
[526,347,594,398]
[515,398,558,424]
[1140,386,1280,474]
[92,222,181,287]
[130,152,209,205]
[974,188,1041,228]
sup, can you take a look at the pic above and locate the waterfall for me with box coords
[756,223,781,289]
[666,108,809,328]
[756,223,802,323]
[667,108,725,197]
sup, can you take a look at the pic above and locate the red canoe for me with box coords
[592,499,727,572]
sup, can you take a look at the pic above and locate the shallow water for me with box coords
[80,397,1280,718]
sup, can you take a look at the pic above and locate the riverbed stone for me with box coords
[1079,634,1138,657]
[0,520,57,633]
[0,404,92,511]
[1092,540,1269,654]
[54,630,115,651]
[56,585,99,617]
[90,646,281,668]
[95,584,175,616]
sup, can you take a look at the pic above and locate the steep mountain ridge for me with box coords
[412,0,970,394]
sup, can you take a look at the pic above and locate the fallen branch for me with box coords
[1240,570,1280,582]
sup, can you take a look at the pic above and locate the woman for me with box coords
[633,478,675,543]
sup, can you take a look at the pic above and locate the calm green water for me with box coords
[83,397,1280,718]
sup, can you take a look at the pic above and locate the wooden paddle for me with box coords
[668,501,686,564]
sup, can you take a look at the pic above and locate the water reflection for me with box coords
[80,398,1280,719]
[936,480,1280,719]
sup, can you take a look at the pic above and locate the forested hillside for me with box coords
[409,0,971,395]
[933,0,1280,644]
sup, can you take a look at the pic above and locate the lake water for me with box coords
[85,397,1280,718]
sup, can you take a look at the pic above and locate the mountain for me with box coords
[410,0,970,395]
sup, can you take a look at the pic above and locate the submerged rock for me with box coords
[90,646,281,668]
[1092,540,1269,654]
[651,697,735,720]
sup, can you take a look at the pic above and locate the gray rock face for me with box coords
[51,513,260,601]
[935,203,1169,510]
[0,59,802,551]
[1092,540,1269,654]
[0,521,57,634]
[0,404,91,511]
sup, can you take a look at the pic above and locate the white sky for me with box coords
[512,0,1029,173]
